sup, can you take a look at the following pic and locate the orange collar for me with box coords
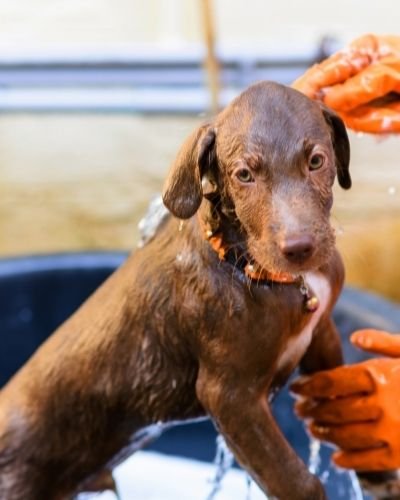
[198,216,319,312]
[202,225,296,284]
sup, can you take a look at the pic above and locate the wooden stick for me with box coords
[199,0,220,114]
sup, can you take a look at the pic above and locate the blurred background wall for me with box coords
[1,0,399,48]
[1,0,400,300]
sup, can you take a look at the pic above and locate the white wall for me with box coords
[215,0,400,49]
[0,0,399,52]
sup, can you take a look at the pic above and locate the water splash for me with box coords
[307,437,364,500]
[137,196,169,248]
[245,473,253,500]
[348,470,364,500]
[308,437,321,475]
[206,435,235,500]
[205,434,364,499]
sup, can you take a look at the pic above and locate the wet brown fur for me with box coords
[0,81,351,499]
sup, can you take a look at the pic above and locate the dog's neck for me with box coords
[196,199,319,312]
[197,199,295,284]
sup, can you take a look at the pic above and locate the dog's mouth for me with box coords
[201,211,335,282]
[248,231,335,278]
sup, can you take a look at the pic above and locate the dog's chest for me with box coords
[276,272,331,372]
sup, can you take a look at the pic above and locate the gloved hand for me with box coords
[292,34,400,133]
[291,329,400,471]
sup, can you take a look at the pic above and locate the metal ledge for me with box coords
[0,41,336,113]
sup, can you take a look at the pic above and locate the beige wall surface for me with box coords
[0,1,399,51]
[1,113,400,300]
[1,2,400,301]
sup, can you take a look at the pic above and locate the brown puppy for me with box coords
[0,81,351,499]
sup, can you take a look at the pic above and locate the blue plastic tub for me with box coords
[1,252,400,498]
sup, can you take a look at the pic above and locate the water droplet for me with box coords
[245,474,253,500]
[308,437,321,474]
[382,116,393,131]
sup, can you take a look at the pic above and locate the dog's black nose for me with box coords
[280,236,315,264]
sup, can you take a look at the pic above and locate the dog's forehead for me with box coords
[216,82,331,159]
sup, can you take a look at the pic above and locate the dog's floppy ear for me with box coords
[321,106,352,190]
[162,124,216,219]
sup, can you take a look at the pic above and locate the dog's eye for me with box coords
[235,168,254,183]
[309,153,325,171]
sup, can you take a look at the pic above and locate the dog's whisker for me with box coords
[211,199,223,216]
[229,249,249,285]
[256,264,268,287]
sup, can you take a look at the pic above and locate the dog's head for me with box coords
[163,81,350,275]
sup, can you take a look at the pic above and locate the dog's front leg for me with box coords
[196,367,326,500]
[299,315,343,375]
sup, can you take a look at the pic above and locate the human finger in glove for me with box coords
[292,34,400,133]
[291,329,400,498]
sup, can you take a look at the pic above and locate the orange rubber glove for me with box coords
[291,329,400,471]
[292,34,400,133]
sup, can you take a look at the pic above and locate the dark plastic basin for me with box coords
[1,252,400,497]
